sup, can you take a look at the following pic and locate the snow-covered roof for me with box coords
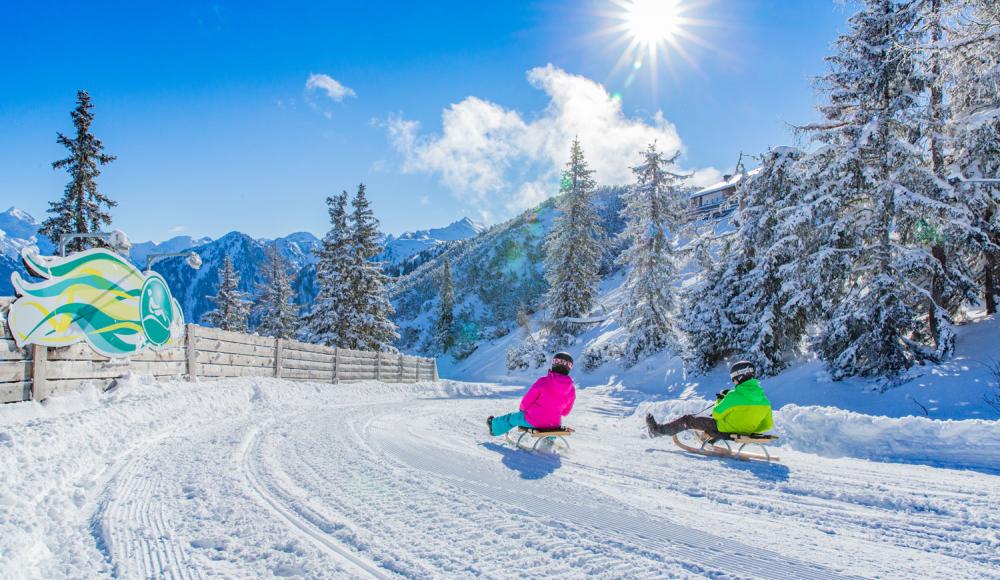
[690,167,763,199]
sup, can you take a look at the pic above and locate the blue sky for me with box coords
[1,1,850,242]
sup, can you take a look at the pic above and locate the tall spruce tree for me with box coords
[543,138,604,337]
[433,256,456,353]
[40,90,117,253]
[342,184,399,351]
[617,142,687,365]
[947,0,1000,314]
[254,244,299,339]
[682,148,811,376]
[202,255,251,332]
[302,192,353,346]
[802,0,957,380]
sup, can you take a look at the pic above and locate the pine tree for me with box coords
[302,192,353,346]
[40,90,117,253]
[682,148,811,376]
[617,142,688,365]
[543,138,604,337]
[802,0,957,380]
[254,244,299,339]
[342,184,399,351]
[202,255,251,332]
[433,256,456,353]
[947,0,1000,315]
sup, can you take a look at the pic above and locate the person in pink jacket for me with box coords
[488,352,576,436]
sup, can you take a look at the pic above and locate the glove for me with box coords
[715,388,731,401]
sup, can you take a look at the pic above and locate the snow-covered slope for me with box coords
[1,376,996,578]
[444,270,1000,420]
[390,186,627,355]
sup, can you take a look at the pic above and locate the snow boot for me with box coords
[645,413,664,438]
[487,416,494,436]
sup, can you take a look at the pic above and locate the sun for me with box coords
[624,0,684,48]
[600,0,711,90]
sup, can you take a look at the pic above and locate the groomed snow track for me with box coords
[2,378,997,579]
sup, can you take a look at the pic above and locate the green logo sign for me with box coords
[7,247,185,357]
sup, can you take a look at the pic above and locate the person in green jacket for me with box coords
[646,361,773,439]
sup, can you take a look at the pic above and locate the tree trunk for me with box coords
[927,0,950,344]
[986,208,999,315]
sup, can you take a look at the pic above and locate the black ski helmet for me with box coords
[552,352,574,374]
[729,360,755,384]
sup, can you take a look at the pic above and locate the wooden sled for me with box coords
[671,430,780,462]
[505,426,574,452]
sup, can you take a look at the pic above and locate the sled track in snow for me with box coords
[241,424,390,579]
[370,407,852,580]
[91,437,201,580]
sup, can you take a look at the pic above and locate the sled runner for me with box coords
[505,426,574,452]
[671,430,780,462]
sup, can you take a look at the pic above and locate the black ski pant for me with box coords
[649,414,724,440]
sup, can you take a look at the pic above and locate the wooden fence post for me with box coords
[185,324,199,379]
[375,351,381,382]
[398,355,403,383]
[333,347,340,384]
[432,358,439,382]
[31,345,47,400]
[274,338,284,379]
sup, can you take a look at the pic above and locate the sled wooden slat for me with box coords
[518,427,575,437]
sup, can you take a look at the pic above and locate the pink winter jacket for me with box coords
[520,371,576,429]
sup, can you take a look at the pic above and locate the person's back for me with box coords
[488,352,576,436]
[646,360,774,439]
[712,377,772,434]
[520,371,575,429]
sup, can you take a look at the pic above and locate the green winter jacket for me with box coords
[712,378,773,434]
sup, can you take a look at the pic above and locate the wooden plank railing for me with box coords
[0,298,438,403]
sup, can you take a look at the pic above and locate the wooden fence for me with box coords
[0,298,437,403]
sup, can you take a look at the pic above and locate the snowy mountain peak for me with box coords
[380,217,484,268]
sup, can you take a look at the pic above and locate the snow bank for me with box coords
[775,404,1000,473]
[642,398,1000,473]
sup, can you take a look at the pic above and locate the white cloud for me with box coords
[387,64,715,217]
[305,73,356,102]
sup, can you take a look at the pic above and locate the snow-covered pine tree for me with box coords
[683,148,811,376]
[894,0,979,356]
[617,142,688,365]
[202,255,251,332]
[39,90,117,253]
[254,244,299,339]
[342,184,399,352]
[432,256,456,353]
[802,0,956,380]
[543,138,604,337]
[302,192,353,346]
[946,0,1000,314]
